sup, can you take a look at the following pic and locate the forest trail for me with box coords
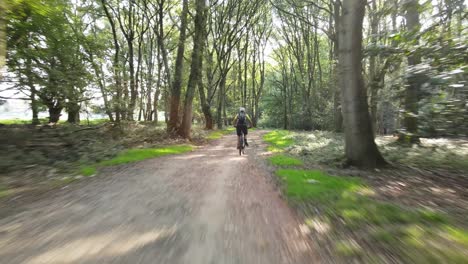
[0,130,319,264]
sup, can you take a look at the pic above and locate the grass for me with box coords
[268,154,303,166]
[81,118,110,125]
[379,140,468,172]
[207,127,235,140]
[0,185,12,198]
[263,129,468,261]
[275,169,364,201]
[275,130,468,171]
[0,118,110,126]
[0,119,36,125]
[80,165,97,177]
[263,130,294,152]
[275,169,468,262]
[79,145,193,176]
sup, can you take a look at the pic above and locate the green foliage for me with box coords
[82,119,110,126]
[0,118,109,126]
[0,119,32,125]
[445,226,468,247]
[100,145,193,166]
[287,131,346,166]
[80,145,193,176]
[268,154,303,166]
[335,240,363,257]
[276,169,468,262]
[278,130,468,171]
[207,127,235,140]
[79,166,96,177]
[0,185,11,198]
[378,138,468,172]
[6,0,92,123]
[275,169,363,201]
[263,130,294,152]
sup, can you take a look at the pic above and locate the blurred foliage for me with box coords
[277,130,468,171]
[206,127,235,140]
[274,169,468,263]
[267,154,303,166]
[262,130,294,152]
[5,0,91,122]
[263,0,467,139]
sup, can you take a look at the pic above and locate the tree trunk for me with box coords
[100,0,121,123]
[122,69,129,120]
[67,102,80,124]
[153,89,160,123]
[333,1,343,132]
[251,41,257,125]
[151,60,161,123]
[48,103,63,123]
[369,0,379,136]
[31,90,40,125]
[0,1,4,78]
[127,39,136,120]
[216,75,227,129]
[168,0,189,133]
[400,0,421,143]
[146,86,152,121]
[338,0,386,168]
[243,30,249,107]
[26,56,40,125]
[198,76,214,129]
[179,0,206,138]
[93,58,114,122]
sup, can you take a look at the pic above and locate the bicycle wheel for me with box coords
[238,135,243,155]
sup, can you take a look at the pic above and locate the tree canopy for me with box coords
[2,0,467,167]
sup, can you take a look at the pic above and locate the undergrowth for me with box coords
[263,130,294,152]
[0,185,11,198]
[267,154,303,166]
[276,130,468,171]
[207,127,235,140]
[263,130,468,263]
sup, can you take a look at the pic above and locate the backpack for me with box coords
[238,111,246,125]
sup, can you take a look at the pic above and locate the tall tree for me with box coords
[400,0,422,143]
[168,0,189,133]
[100,0,123,122]
[179,0,207,138]
[338,0,386,167]
[0,0,5,78]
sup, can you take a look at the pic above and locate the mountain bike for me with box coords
[237,133,245,156]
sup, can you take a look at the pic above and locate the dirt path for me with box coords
[0,130,319,264]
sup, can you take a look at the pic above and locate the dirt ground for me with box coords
[0,130,320,264]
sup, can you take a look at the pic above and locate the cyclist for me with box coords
[232,107,253,147]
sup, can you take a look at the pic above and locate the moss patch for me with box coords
[80,145,193,176]
[80,165,97,177]
[100,145,193,166]
[0,185,12,198]
[275,169,363,201]
[263,130,294,152]
[268,155,303,166]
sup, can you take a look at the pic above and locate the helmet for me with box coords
[239,107,245,113]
